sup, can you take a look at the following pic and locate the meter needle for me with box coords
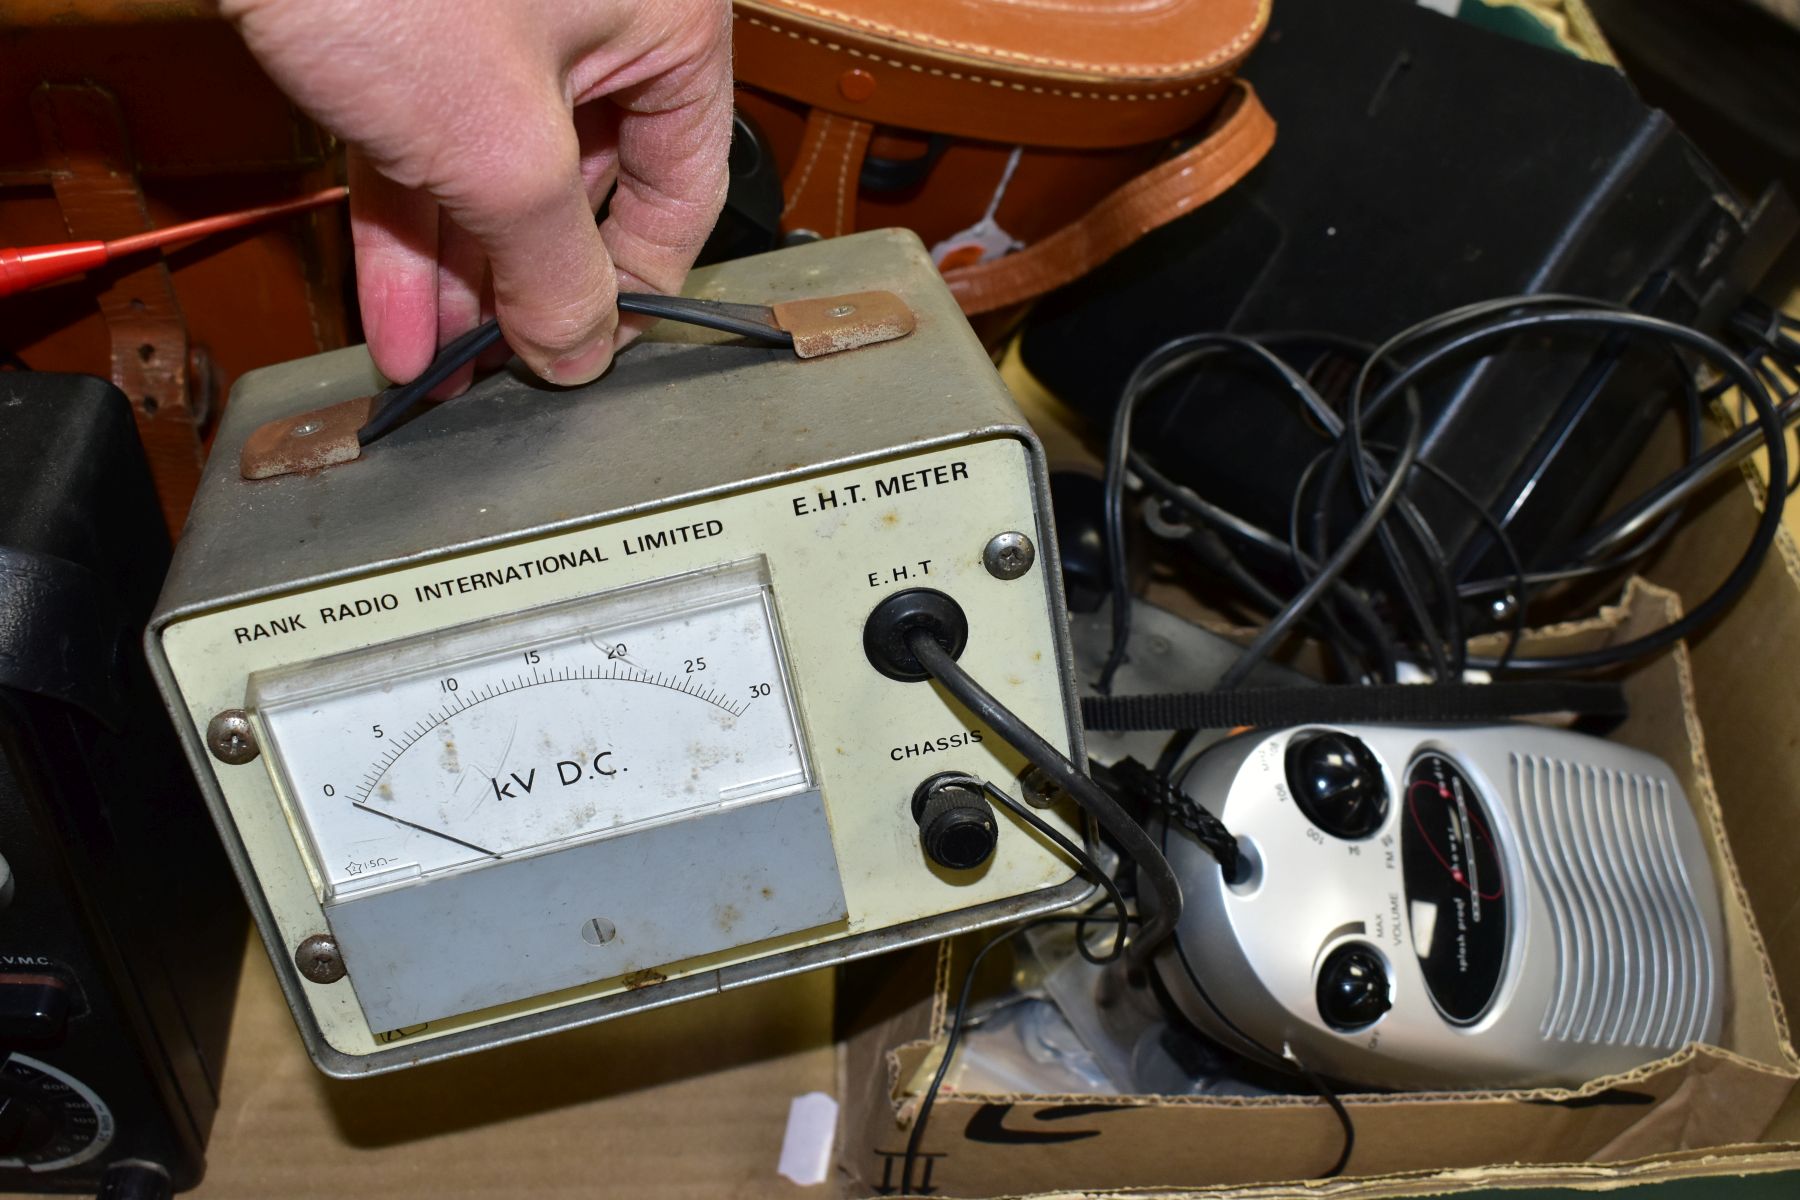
[351,801,501,859]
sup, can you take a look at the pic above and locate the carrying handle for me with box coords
[237,289,916,480]
[941,80,1275,315]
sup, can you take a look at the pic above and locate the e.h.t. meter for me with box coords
[147,231,1089,1075]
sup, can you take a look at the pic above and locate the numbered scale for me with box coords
[253,563,808,904]
[0,1055,114,1174]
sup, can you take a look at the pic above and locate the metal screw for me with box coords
[1019,765,1061,809]
[983,531,1036,580]
[206,709,259,764]
[826,303,857,319]
[295,933,346,984]
[290,419,323,438]
[581,917,618,946]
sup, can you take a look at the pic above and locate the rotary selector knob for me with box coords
[1285,731,1388,839]
[0,1091,58,1158]
[1316,943,1392,1032]
[911,776,999,871]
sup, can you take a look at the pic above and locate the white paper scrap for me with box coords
[777,1091,839,1187]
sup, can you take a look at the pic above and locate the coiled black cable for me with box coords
[1106,295,1790,686]
[1351,309,1787,672]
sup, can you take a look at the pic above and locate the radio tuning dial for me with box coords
[1285,731,1388,839]
[1316,943,1392,1032]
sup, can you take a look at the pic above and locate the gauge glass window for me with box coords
[249,560,809,900]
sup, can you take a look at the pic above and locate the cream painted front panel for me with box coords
[159,436,1078,1059]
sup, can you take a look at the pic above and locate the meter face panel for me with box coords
[249,562,808,900]
[158,436,1080,1068]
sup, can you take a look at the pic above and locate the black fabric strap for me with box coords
[1081,680,1627,733]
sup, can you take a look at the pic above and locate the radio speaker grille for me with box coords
[1511,754,1714,1049]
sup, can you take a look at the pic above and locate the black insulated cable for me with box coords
[902,630,1190,971]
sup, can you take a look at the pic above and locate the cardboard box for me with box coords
[833,569,1800,1197]
[167,946,838,1199]
[831,278,1800,1195]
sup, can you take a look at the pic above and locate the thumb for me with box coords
[445,110,618,386]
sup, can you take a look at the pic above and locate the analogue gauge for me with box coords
[250,561,810,900]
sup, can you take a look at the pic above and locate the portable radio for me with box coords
[1156,724,1726,1090]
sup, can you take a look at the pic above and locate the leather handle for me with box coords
[942,80,1276,316]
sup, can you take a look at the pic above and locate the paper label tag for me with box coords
[777,1091,839,1186]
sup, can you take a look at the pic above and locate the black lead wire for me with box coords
[892,772,1136,1195]
[1217,390,1425,690]
[1101,334,1341,693]
[357,295,800,445]
[1105,298,1789,686]
[1357,310,1788,672]
[904,630,1189,969]
[896,910,1132,1196]
[359,320,507,443]
[972,779,1131,963]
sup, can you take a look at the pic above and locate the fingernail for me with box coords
[545,340,612,386]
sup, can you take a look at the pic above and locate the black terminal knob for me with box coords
[1316,943,1392,1032]
[98,1160,176,1200]
[911,775,998,871]
[1285,731,1388,839]
[0,974,70,1041]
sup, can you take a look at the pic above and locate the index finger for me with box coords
[597,11,734,326]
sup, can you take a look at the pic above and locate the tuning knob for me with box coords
[911,775,999,871]
[1285,731,1388,839]
[1316,943,1392,1032]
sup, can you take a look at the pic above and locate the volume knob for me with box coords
[1316,943,1392,1032]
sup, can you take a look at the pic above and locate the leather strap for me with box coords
[942,81,1275,315]
[31,83,199,535]
[781,110,875,239]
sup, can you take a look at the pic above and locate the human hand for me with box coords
[221,0,733,390]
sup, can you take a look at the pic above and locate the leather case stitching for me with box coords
[739,14,1239,103]
[739,0,1270,78]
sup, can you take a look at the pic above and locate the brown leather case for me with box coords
[733,0,1276,326]
[0,2,350,534]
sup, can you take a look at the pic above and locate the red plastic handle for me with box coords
[0,242,108,299]
[0,185,347,299]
